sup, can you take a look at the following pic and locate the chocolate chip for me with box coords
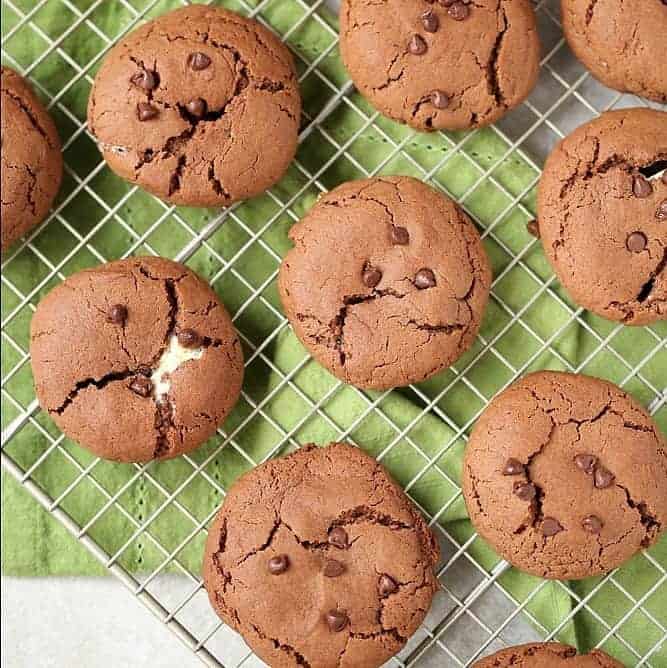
[502,458,525,476]
[362,265,382,288]
[378,574,398,597]
[447,1,470,20]
[185,97,207,118]
[657,199,667,221]
[328,526,349,549]
[325,609,348,632]
[268,554,289,575]
[187,52,211,70]
[391,225,410,245]
[414,268,436,289]
[421,9,439,32]
[542,517,563,537]
[431,90,449,109]
[137,102,159,121]
[107,304,127,325]
[626,231,647,252]
[594,465,615,489]
[582,515,603,534]
[408,34,427,55]
[130,69,159,91]
[574,453,597,474]
[177,328,201,349]
[323,559,345,578]
[129,375,152,397]
[513,481,536,501]
[632,175,653,198]
[526,219,540,238]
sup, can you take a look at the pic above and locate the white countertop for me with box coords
[2,576,201,668]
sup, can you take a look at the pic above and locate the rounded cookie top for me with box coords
[203,443,440,668]
[278,176,491,390]
[462,371,667,580]
[538,109,667,326]
[1,67,62,251]
[87,5,300,207]
[339,0,540,131]
[472,643,624,667]
[562,0,667,103]
[30,257,244,462]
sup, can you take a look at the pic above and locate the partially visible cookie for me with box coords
[462,371,667,580]
[473,643,624,667]
[203,443,440,668]
[31,257,244,462]
[339,0,541,131]
[538,108,667,325]
[562,0,667,103]
[87,5,300,207]
[278,176,491,390]
[1,67,62,251]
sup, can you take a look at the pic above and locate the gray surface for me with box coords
[2,576,199,668]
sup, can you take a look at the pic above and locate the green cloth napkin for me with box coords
[2,0,666,664]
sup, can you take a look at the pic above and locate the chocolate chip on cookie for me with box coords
[421,9,439,32]
[203,443,440,668]
[187,51,211,71]
[279,176,491,389]
[107,303,128,325]
[268,554,290,575]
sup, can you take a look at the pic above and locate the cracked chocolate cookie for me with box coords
[30,257,244,462]
[203,442,440,668]
[1,67,62,251]
[472,642,624,667]
[462,371,667,580]
[278,176,491,389]
[538,108,667,326]
[339,0,541,131]
[562,0,667,103]
[87,5,300,207]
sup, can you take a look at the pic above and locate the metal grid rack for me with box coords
[1,0,666,666]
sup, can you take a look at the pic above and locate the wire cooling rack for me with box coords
[2,0,666,666]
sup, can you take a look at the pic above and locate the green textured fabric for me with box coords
[1,0,666,664]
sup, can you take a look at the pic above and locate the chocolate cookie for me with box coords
[562,0,667,103]
[339,0,541,131]
[538,109,667,326]
[278,176,491,389]
[87,5,300,207]
[462,371,667,580]
[30,257,244,462]
[472,643,624,667]
[1,67,62,251]
[203,443,440,668]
